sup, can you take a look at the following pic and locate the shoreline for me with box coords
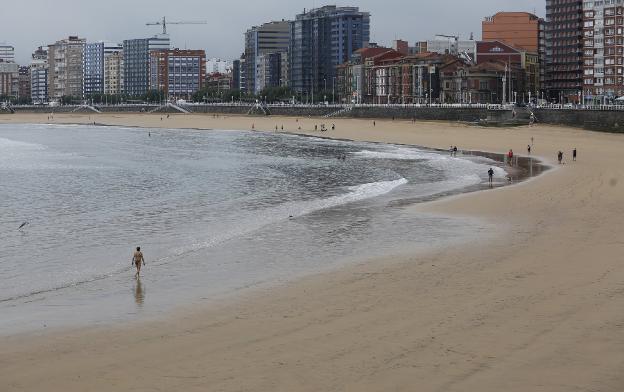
[2,113,624,391]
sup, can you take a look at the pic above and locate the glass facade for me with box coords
[289,6,370,96]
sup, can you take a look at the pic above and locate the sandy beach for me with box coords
[1,112,623,391]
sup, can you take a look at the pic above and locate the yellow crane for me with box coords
[146,16,207,35]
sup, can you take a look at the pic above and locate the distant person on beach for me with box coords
[373,121,376,127]
[453,146,458,157]
[527,144,531,155]
[132,247,145,278]
[573,148,577,161]
[508,149,514,165]
[488,168,494,186]
[558,151,563,164]
[332,124,335,130]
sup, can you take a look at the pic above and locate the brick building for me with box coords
[149,49,206,99]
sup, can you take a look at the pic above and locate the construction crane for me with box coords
[146,16,207,35]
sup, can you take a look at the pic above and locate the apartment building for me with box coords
[544,0,583,102]
[245,21,290,94]
[48,36,86,100]
[582,1,624,103]
[290,6,370,97]
[0,61,19,98]
[0,44,15,63]
[149,49,205,98]
[123,34,170,96]
[30,47,48,104]
[104,50,124,95]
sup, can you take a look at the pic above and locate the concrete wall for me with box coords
[534,109,624,133]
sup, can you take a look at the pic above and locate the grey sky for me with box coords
[1,0,544,65]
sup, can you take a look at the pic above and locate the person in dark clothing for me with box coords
[573,148,577,161]
[488,168,494,186]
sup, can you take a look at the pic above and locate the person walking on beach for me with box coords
[132,247,145,278]
[488,168,494,187]
[573,148,577,161]
[508,149,514,166]
[527,144,531,155]
[558,151,563,164]
[453,146,458,157]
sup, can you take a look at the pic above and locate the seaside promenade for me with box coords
[1,112,623,391]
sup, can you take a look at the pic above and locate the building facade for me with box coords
[0,61,19,98]
[476,40,540,101]
[0,44,15,63]
[206,58,232,74]
[123,34,170,97]
[245,21,290,94]
[290,6,370,98]
[149,49,206,99]
[48,36,86,101]
[84,42,104,97]
[30,47,48,104]
[582,1,624,103]
[104,50,124,95]
[18,66,31,102]
[544,0,583,102]
[255,52,283,92]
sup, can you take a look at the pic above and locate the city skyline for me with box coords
[0,0,544,65]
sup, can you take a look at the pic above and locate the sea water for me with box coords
[0,124,507,334]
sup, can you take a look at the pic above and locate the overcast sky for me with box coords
[1,0,544,65]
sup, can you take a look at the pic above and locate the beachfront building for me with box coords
[0,44,15,63]
[482,12,545,97]
[440,59,515,104]
[149,49,206,99]
[47,36,86,101]
[18,66,30,102]
[255,52,283,92]
[581,1,624,104]
[289,6,370,99]
[544,0,583,103]
[244,21,290,94]
[123,34,170,97]
[30,47,48,104]
[475,40,540,103]
[104,50,124,95]
[417,37,477,60]
[0,61,19,98]
[83,42,123,97]
[336,47,403,104]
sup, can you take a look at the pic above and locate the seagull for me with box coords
[18,222,29,230]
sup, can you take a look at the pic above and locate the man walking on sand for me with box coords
[132,247,145,278]
[488,168,494,187]
[573,148,577,161]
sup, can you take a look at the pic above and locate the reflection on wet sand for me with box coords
[134,279,145,307]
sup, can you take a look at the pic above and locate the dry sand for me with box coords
[1,112,624,391]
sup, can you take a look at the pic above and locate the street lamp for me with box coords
[332,77,336,104]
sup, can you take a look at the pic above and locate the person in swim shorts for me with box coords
[132,247,145,278]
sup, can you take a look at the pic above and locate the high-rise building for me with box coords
[232,58,241,90]
[245,21,290,94]
[289,6,370,97]
[123,34,170,97]
[582,2,624,103]
[48,36,86,100]
[104,50,124,95]
[255,52,283,92]
[239,57,247,94]
[18,66,31,102]
[544,0,583,102]
[0,44,15,63]
[30,46,48,104]
[482,12,544,97]
[84,42,124,97]
[0,61,19,98]
[149,49,205,98]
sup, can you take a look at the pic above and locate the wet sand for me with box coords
[1,112,624,391]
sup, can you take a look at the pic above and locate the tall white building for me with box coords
[30,47,49,104]
[206,58,232,74]
[0,44,15,62]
